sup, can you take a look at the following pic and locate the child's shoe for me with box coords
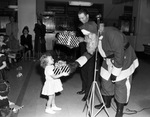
[52,106,62,111]
[45,107,56,114]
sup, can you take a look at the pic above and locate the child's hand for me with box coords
[62,72,69,76]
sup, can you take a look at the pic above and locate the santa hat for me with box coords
[79,21,98,35]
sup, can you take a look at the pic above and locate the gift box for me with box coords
[57,32,79,48]
[53,60,70,75]
[53,65,70,75]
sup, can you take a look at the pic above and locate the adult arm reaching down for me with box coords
[68,52,93,74]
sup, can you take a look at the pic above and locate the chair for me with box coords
[7,45,24,64]
[22,49,34,61]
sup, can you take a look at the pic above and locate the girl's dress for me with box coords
[42,65,63,95]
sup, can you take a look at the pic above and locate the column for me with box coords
[134,0,150,51]
[18,0,36,44]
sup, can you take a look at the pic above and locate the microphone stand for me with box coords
[83,14,110,117]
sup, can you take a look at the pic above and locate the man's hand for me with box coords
[68,61,80,74]
[78,37,85,43]
[110,74,116,82]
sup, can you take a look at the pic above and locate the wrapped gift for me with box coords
[53,60,70,75]
[57,32,79,48]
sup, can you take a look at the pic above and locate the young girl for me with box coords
[40,53,68,114]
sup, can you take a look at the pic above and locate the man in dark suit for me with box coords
[77,9,101,101]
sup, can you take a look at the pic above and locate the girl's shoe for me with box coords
[45,108,56,114]
[52,106,62,111]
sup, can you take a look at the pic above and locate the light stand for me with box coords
[83,14,110,117]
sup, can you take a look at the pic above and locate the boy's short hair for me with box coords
[78,9,89,15]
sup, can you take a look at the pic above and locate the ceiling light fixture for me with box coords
[8,5,18,9]
[69,1,93,6]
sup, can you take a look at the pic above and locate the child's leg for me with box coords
[51,94,61,110]
[47,94,54,108]
[45,94,56,114]
[51,94,56,107]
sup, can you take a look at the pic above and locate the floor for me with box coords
[5,52,150,117]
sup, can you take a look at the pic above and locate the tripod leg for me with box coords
[83,49,110,117]
[91,83,95,117]
[84,82,96,117]
[94,82,110,117]
[83,82,93,112]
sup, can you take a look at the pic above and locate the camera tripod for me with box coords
[83,49,110,117]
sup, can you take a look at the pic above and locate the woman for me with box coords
[20,26,33,58]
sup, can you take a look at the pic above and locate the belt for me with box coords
[104,42,130,59]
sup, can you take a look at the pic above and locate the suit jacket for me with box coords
[6,22,18,39]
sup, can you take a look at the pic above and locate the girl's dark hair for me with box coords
[22,26,29,33]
